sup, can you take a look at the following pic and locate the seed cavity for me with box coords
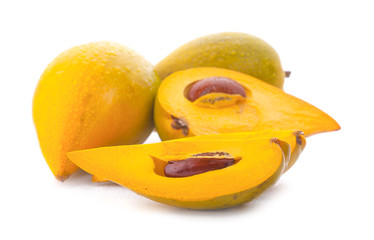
[200,96,232,104]
[192,151,232,158]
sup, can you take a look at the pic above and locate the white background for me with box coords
[1,1,373,239]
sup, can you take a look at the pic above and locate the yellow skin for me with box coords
[155,32,285,88]
[33,41,160,181]
[67,138,290,210]
[154,67,340,140]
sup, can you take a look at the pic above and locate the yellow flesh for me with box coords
[67,139,284,202]
[173,129,306,171]
[155,67,340,139]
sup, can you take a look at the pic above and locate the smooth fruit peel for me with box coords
[33,41,160,181]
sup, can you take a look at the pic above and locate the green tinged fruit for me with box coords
[155,32,285,88]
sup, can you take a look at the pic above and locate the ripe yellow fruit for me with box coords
[33,41,160,181]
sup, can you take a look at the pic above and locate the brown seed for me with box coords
[186,76,246,102]
[164,157,235,178]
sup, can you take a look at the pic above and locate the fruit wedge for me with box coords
[154,67,340,140]
[67,138,290,209]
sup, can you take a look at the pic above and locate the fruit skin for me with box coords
[154,67,340,140]
[155,32,285,88]
[33,41,160,181]
[67,138,289,209]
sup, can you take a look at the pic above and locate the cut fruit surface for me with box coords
[154,67,340,140]
[175,129,306,171]
[67,138,289,209]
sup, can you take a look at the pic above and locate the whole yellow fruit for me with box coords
[33,41,160,181]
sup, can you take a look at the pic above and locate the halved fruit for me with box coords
[154,67,340,140]
[67,138,290,209]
